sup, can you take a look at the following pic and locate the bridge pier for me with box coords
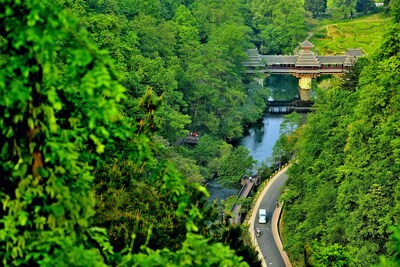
[298,76,312,102]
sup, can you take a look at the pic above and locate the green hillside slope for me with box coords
[310,13,391,55]
[283,4,400,266]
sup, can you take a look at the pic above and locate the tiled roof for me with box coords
[319,56,347,64]
[295,50,320,67]
[299,40,314,48]
[244,46,363,69]
[261,55,297,65]
[347,49,363,57]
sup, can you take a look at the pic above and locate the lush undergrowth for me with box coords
[0,0,311,265]
[310,13,391,55]
[282,3,400,265]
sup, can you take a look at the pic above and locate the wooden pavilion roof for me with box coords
[243,42,363,69]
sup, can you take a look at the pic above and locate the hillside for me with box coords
[310,13,391,55]
[282,4,400,266]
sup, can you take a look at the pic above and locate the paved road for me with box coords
[254,171,289,267]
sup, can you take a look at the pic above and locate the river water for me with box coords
[240,75,299,165]
[207,75,299,202]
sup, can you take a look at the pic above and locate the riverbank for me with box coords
[206,75,299,203]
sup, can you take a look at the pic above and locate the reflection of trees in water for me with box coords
[265,75,299,101]
[253,123,264,144]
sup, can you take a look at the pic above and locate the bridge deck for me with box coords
[245,68,344,75]
[268,106,312,114]
[244,45,362,76]
[231,178,257,224]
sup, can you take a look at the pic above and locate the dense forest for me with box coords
[281,1,400,266]
[0,0,308,265]
[1,0,399,266]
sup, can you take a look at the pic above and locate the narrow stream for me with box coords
[207,75,299,202]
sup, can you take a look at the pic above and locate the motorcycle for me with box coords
[256,227,262,237]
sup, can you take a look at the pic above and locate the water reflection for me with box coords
[266,75,299,101]
[240,115,284,166]
[240,75,299,165]
[206,75,299,201]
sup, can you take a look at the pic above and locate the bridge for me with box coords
[268,106,312,114]
[230,176,259,224]
[244,40,363,101]
[266,100,313,114]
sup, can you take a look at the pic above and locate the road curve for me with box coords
[249,166,290,267]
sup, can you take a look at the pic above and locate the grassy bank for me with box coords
[309,13,391,55]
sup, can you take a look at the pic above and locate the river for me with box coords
[240,75,299,165]
[207,75,299,203]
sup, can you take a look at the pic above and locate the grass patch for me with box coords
[309,13,392,55]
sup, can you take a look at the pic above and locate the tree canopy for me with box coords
[282,2,400,265]
[0,0,262,265]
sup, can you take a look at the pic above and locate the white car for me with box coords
[258,209,267,224]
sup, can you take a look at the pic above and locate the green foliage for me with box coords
[123,233,248,266]
[0,0,128,264]
[339,57,369,90]
[282,80,360,266]
[310,13,390,55]
[250,0,307,53]
[356,0,376,14]
[240,81,270,126]
[280,112,302,135]
[272,112,302,164]
[216,224,262,267]
[185,0,254,139]
[217,146,256,187]
[305,0,328,17]
[283,5,400,265]
[377,227,400,266]
[0,0,257,265]
[310,243,357,266]
[327,0,357,18]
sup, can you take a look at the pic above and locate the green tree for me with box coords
[124,233,248,266]
[377,227,400,266]
[0,1,254,266]
[250,0,307,53]
[0,0,128,264]
[280,112,302,135]
[272,112,302,164]
[305,0,328,17]
[356,0,376,14]
[282,1,400,265]
[311,243,356,267]
[327,0,357,18]
[240,81,270,125]
[217,146,256,187]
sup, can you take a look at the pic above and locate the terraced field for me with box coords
[310,13,392,55]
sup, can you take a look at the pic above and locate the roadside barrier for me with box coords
[244,162,291,225]
[230,183,247,212]
[272,202,292,267]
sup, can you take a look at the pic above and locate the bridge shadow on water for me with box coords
[266,75,299,101]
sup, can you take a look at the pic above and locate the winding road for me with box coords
[249,167,290,267]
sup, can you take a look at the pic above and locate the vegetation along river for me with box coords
[207,75,299,202]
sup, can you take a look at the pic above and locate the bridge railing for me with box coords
[230,183,247,212]
[244,162,292,225]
